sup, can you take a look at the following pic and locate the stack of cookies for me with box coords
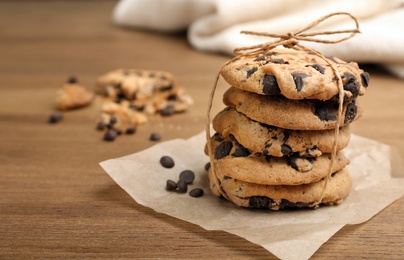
[206,48,370,210]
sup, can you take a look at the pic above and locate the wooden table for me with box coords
[1,1,403,259]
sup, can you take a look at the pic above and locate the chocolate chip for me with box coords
[177,180,188,193]
[288,155,314,171]
[267,58,286,64]
[232,143,251,157]
[160,105,175,116]
[179,170,195,184]
[361,72,370,87]
[315,106,337,121]
[204,162,211,171]
[281,144,292,156]
[214,140,233,159]
[342,72,360,97]
[253,55,266,62]
[223,175,232,180]
[189,188,204,198]
[292,73,307,92]
[249,196,274,209]
[109,115,117,125]
[67,75,77,84]
[150,132,161,141]
[166,180,177,191]
[246,67,257,78]
[307,64,325,74]
[160,156,175,168]
[96,121,106,131]
[262,74,280,95]
[344,103,357,124]
[48,112,63,124]
[103,129,117,141]
[279,199,310,209]
[126,126,137,134]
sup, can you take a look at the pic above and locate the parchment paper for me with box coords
[100,131,404,260]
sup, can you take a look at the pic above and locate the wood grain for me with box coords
[0,1,403,259]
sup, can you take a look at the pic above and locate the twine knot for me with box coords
[233,12,360,57]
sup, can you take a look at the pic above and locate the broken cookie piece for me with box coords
[55,76,94,110]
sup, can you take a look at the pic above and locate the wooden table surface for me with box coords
[1,1,403,259]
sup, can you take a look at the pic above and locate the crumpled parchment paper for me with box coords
[100,131,404,260]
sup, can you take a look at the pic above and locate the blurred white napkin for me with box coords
[113,0,404,78]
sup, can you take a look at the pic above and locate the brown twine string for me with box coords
[206,12,360,205]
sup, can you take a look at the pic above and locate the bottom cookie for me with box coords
[209,167,352,210]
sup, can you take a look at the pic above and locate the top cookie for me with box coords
[220,48,370,101]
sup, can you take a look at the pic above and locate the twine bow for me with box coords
[206,12,360,205]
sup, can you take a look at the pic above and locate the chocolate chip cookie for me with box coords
[209,167,352,210]
[207,134,349,185]
[221,48,370,101]
[213,107,351,157]
[223,87,362,130]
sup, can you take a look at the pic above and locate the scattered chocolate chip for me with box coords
[160,156,175,168]
[307,64,325,74]
[262,74,281,95]
[150,132,161,141]
[48,112,63,124]
[166,180,177,191]
[189,188,204,198]
[177,180,188,193]
[204,162,211,171]
[129,103,144,111]
[160,105,175,116]
[342,72,360,97]
[249,196,274,209]
[281,144,292,156]
[214,140,233,159]
[292,73,307,92]
[67,75,77,84]
[344,102,357,124]
[103,129,117,141]
[361,72,370,87]
[125,126,137,135]
[232,143,251,157]
[96,121,106,131]
[179,170,195,184]
[246,67,258,78]
[315,106,337,121]
[109,115,117,125]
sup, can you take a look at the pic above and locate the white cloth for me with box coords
[113,0,404,78]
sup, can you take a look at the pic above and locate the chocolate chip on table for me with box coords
[160,105,175,116]
[177,180,188,193]
[96,121,106,131]
[160,156,175,168]
[48,112,63,124]
[125,126,137,134]
[150,132,161,141]
[166,179,177,191]
[315,106,337,121]
[292,73,307,92]
[179,170,195,184]
[262,74,281,95]
[189,188,204,198]
[67,75,77,84]
[214,140,233,159]
[103,129,117,141]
